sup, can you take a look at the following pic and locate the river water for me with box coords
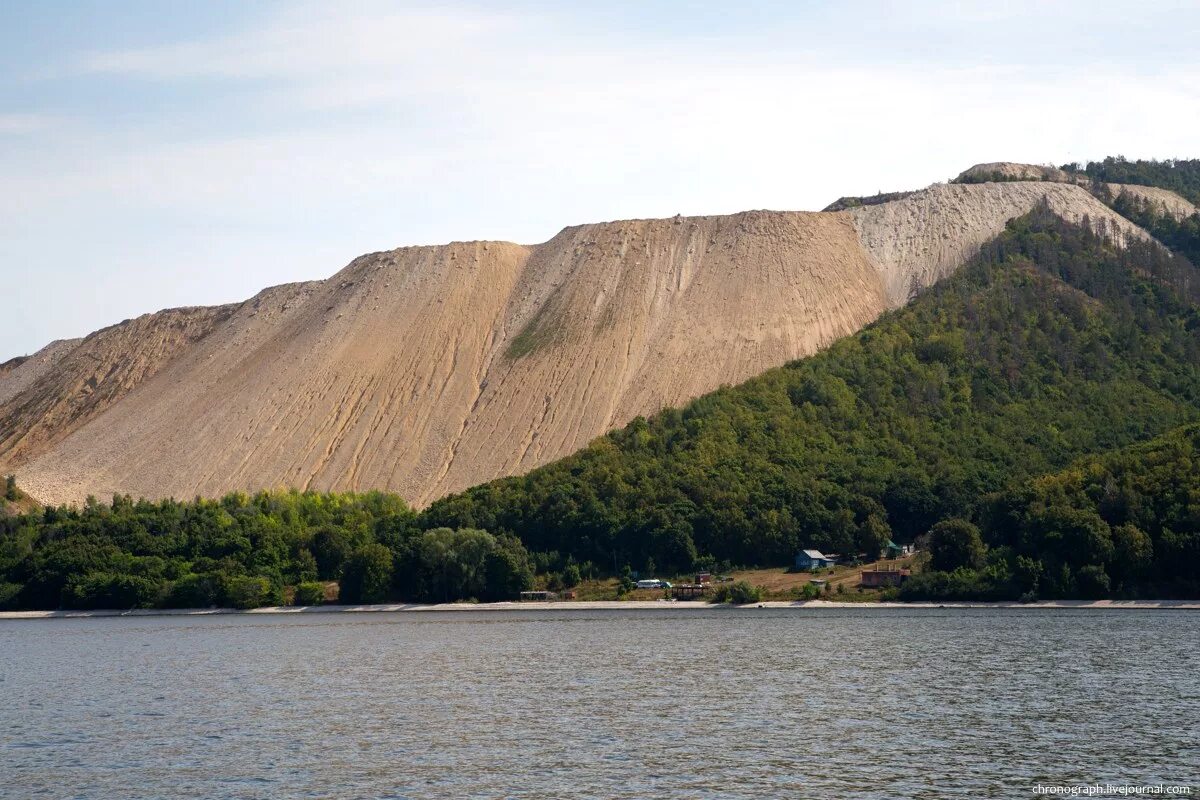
[1,607,1197,798]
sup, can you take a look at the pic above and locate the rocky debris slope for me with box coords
[0,339,81,407]
[0,283,319,471]
[954,162,1084,184]
[10,214,886,506]
[433,212,886,503]
[0,309,236,464]
[849,182,1147,307]
[1105,183,1199,220]
[955,161,1197,220]
[2,171,1162,507]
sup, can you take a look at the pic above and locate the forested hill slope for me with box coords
[920,422,1200,600]
[421,207,1200,590]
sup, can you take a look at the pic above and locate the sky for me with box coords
[2,1,1198,358]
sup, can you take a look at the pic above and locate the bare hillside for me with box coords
[954,161,1197,220]
[954,162,1083,184]
[850,182,1147,306]
[432,212,886,503]
[1107,183,1199,220]
[10,214,886,506]
[1,175,1159,507]
[0,308,235,463]
[0,339,81,407]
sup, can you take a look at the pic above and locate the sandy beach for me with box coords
[2,598,1198,620]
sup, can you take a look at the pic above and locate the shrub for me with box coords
[616,565,635,596]
[711,580,762,604]
[165,573,222,608]
[63,572,160,610]
[222,575,275,609]
[898,565,1011,601]
[293,581,326,606]
[1076,564,1112,599]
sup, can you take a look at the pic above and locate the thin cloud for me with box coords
[3,2,1199,358]
[78,5,521,80]
[0,113,55,134]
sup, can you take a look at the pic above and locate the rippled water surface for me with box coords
[2,608,1198,798]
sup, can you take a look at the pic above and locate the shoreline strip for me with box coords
[2,598,1199,620]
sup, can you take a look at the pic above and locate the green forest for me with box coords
[902,423,1200,600]
[0,490,536,610]
[3,176,1200,609]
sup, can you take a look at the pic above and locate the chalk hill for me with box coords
[0,166,1175,507]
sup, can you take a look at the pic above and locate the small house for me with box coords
[795,549,836,570]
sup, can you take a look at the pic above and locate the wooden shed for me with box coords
[861,567,910,588]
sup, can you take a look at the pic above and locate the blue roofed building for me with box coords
[795,549,836,570]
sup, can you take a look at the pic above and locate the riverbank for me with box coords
[2,598,1198,619]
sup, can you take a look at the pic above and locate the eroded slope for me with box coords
[12,244,530,504]
[4,176,1162,507]
[0,308,235,463]
[1107,183,1199,220]
[13,214,887,506]
[849,182,1147,306]
[432,211,886,503]
[0,339,81,407]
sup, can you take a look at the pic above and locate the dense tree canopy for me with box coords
[926,519,986,572]
[0,490,533,610]
[903,423,1200,600]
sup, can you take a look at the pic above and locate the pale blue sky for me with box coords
[2,1,1198,357]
